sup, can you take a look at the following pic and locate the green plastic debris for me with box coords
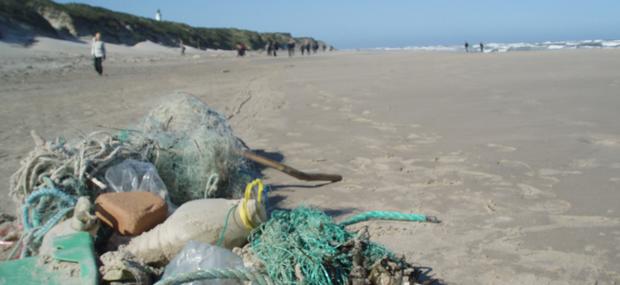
[0,232,98,285]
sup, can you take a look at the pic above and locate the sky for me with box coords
[54,0,620,49]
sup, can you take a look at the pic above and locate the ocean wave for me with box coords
[372,39,620,53]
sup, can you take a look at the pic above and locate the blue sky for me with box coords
[54,0,620,49]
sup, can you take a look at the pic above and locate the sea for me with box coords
[371,39,620,53]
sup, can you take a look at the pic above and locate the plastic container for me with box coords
[39,197,99,256]
[125,198,266,265]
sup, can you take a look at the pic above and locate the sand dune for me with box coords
[1,40,619,284]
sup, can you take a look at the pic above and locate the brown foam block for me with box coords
[95,192,167,236]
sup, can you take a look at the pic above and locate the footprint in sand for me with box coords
[392,144,416,151]
[524,98,542,106]
[536,168,580,186]
[346,114,373,123]
[459,170,507,186]
[538,168,582,177]
[517,183,553,199]
[563,120,596,127]
[338,105,353,112]
[525,199,571,214]
[486,143,517,152]
[370,156,409,172]
[568,158,600,169]
[371,122,398,132]
[434,152,467,163]
[578,134,620,147]
[407,132,441,144]
[280,142,312,151]
[497,160,535,176]
[349,157,373,171]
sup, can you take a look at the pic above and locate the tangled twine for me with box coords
[9,130,155,205]
[7,130,156,258]
[9,186,77,258]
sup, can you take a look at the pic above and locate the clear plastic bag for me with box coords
[162,241,244,285]
[105,159,175,212]
[105,159,166,193]
[105,159,170,195]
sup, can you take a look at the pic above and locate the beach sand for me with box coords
[1,39,619,284]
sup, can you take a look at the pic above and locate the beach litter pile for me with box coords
[0,93,440,284]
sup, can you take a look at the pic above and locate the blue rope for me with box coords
[22,187,76,231]
[216,205,238,247]
[338,211,439,227]
[20,186,77,256]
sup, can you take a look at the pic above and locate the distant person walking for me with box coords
[479,42,484,53]
[91,32,106,76]
[236,43,247,57]
[312,41,319,54]
[287,39,296,57]
[464,41,469,53]
[180,39,186,55]
[304,40,311,55]
[271,41,279,57]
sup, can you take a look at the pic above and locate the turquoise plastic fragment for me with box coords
[0,232,98,285]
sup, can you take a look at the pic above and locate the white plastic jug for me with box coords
[125,198,266,265]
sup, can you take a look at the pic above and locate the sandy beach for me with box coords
[1,39,620,284]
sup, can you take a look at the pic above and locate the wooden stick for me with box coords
[240,150,343,182]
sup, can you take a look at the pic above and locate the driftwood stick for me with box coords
[240,150,343,182]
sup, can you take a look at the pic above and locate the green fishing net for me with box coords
[134,93,257,205]
[249,207,395,285]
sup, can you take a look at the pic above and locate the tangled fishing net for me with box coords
[248,207,407,285]
[9,130,153,209]
[133,93,255,205]
[8,130,154,257]
[7,93,256,257]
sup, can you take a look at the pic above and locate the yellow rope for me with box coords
[239,179,264,230]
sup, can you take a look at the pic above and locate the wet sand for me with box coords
[1,39,619,284]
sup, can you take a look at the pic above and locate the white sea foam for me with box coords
[372,39,620,53]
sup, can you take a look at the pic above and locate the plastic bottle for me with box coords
[124,198,266,265]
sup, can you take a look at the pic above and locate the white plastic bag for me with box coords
[162,241,244,285]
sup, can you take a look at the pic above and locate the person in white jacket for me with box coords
[91,32,106,75]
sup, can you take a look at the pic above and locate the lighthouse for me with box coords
[155,9,161,21]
